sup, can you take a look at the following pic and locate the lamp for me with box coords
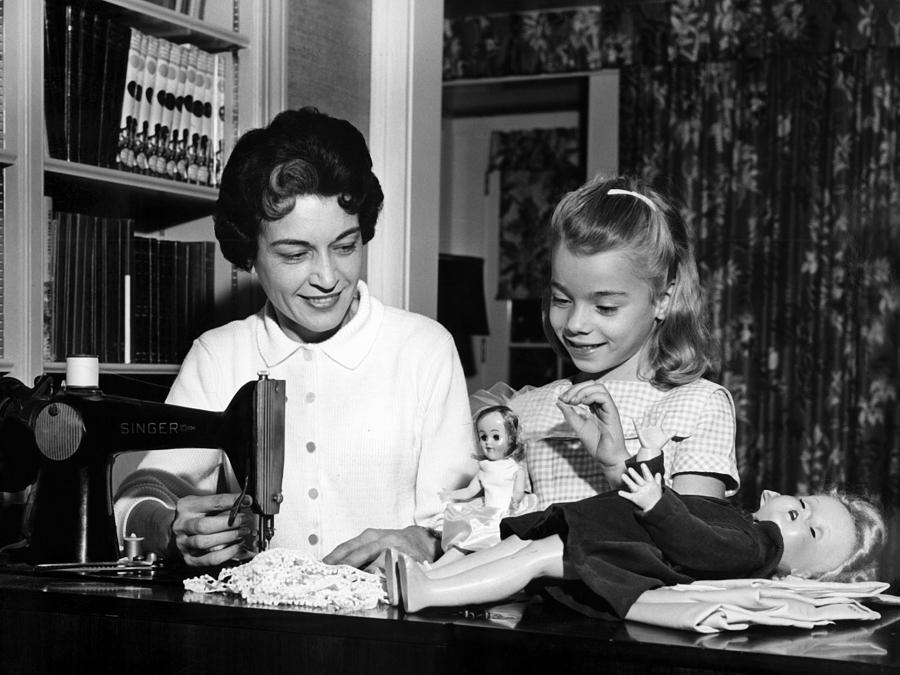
[437,254,490,376]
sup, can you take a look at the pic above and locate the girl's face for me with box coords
[477,411,512,461]
[254,194,363,343]
[548,246,667,380]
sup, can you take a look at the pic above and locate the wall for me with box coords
[285,0,371,131]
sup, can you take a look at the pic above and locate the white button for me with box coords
[308,488,319,500]
[303,350,313,362]
[306,392,316,403]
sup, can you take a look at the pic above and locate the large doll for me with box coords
[437,405,538,566]
[389,418,885,618]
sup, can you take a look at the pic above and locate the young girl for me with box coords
[390,420,886,618]
[508,175,739,507]
[437,406,538,566]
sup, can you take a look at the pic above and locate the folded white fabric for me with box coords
[625,577,898,633]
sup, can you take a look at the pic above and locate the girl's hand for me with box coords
[556,381,627,470]
[618,464,663,512]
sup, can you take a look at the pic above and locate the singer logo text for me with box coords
[119,422,194,435]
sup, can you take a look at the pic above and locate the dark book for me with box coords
[177,240,194,360]
[97,20,130,168]
[201,241,216,332]
[148,236,160,362]
[78,11,104,165]
[52,211,70,361]
[131,236,151,363]
[97,217,110,361]
[43,3,67,159]
[71,6,93,164]
[157,239,178,363]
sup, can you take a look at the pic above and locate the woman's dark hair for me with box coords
[214,107,384,270]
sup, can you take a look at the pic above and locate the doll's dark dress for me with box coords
[499,457,784,619]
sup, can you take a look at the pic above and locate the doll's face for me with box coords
[476,411,512,461]
[754,491,856,577]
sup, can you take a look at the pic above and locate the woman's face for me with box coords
[254,194,363,343]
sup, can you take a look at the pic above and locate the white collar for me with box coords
[255,280,383,370]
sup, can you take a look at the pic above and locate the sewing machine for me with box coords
[0,368,285,566]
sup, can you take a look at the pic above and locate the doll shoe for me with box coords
[384,548,401,606]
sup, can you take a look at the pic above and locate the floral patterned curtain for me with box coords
[444,1,900,80]
[621,50,900,510]
[487,128,583,299]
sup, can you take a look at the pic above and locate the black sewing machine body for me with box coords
[0,373,285,565]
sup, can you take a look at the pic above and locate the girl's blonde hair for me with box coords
[544,174,716,388]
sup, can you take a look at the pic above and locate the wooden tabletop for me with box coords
[1,569,898,674]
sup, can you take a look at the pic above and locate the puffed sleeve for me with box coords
[656,384,739,494]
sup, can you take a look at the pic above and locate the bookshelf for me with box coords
[1,0,284,384]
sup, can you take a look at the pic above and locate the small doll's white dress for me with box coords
[441,457,538,553]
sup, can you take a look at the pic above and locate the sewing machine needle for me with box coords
[228,475,250,527]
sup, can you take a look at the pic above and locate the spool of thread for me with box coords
[123,533,145,560]
[65,355,99,388]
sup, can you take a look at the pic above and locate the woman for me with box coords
[114,108,477,569]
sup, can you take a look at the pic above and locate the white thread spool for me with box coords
[65,355,100,388]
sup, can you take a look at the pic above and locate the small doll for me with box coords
[436,405,538,565]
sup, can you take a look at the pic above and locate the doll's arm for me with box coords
[618,463,663,511]
[439,474,483,502]
[633,415,670,461]
[639,492,769,574]
[510,466,527,508]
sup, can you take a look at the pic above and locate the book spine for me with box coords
[146,38,171,176]
[197,50,215,186]
[131,236,150,363]
[43,197,57,362]
[134,35,159,175]
[117,29,144,172]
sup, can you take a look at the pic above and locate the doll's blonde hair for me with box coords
[813,487,886,583]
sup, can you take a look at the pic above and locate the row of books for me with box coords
[44,208,217,365]
[44,2,231,186]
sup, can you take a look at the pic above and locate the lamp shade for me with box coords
[437,254,490,336]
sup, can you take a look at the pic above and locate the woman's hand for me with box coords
[323,526,440,569]
[171,493,255,567]
[556,381,628,473]
[618,463,663,512]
